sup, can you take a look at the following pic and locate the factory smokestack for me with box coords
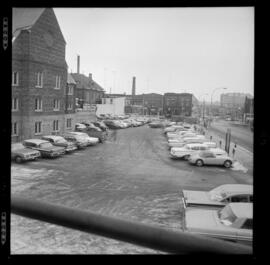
[132,76,136,96]
[77,55,80,74]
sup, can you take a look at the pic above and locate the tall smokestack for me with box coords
[132,76,136,96]
[77,55,80,74]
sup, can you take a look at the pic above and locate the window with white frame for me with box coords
[67,101,73,110]
[12,98,19,111]
[12,72,19,86]
[34,121,42,134]
[36,72,43,87]
[53,120,59,132]
[66,118,72,128]
[67,85,73,95]
[34,98,42,111]
[55,75,61,89]
[53,99,60,111]
[12,122,18,136]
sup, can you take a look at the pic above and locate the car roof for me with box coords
[227,203,253,219]
[186,143,207,147]
[213,184,253,195]
[23,139,49,144]
[42,135,64,140]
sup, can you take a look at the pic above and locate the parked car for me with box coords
[76,123,107,142]
[41,135,77,153]
[202,141,217,149]
[170,143,209,160]
[188,150,233,168]
[67,131,99,146]
[166,131,196,139]
[92,121,109,132]
[182,184,253,209]
[148,122,164,128]
[103,120,122,129]
[62,134,88,149]
[184,203,253,246]
[11,142,41,163]
[23,139,65,158]
[168,137,206,145]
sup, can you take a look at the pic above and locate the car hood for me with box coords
[183,190,224,207]
[185,209,219,231]
[13,148,39,155]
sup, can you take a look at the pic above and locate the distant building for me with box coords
[96,97,125,116]
[220,93,253,108]
[163,93,198,117]
[12,8,69,141]
[243,96,254,123]
[71,72,105,107]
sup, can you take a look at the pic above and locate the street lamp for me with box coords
[210,87,227,122]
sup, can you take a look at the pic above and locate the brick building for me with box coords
[71,73,105,107]
[163,93,198,117]
[12,8,75,142]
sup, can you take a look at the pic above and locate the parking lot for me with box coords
[11,124,253,254]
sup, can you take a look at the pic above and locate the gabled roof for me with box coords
[12,8,45,34]
[71,73,104,92]
[67,73,76,84]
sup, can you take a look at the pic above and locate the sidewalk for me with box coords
[196,126,253,177]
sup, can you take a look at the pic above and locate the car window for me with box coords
[249,195,253,202]
[24,142,35,147]
[230,195,249,202]
[39,142,53,148]
[242,219,253,229]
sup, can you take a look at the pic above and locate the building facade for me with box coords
[12,8,74,142]
[163,93,198,117]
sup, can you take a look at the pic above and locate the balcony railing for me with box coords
[11,196,252,254]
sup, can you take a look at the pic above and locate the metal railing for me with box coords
[11,196,252,254]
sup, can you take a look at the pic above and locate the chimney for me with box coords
[77,55,80,74]
[132,76,136,96]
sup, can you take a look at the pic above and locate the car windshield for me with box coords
[12,143,25,150]
[218,205,237,226]
[209,187,227,201]
[55,138,67,144]
[39,142,53,148]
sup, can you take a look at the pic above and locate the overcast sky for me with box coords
[54,7,254,102]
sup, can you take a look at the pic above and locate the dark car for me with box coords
[41,135,77,153]
[92,121,109,133]
[23,139,66,158]
[62,134,88,149]
[11,142,41,163]
[75,123,107,142]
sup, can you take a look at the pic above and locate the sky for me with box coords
[54,7,254,102]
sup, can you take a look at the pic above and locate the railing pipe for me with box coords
[11,196,252,254]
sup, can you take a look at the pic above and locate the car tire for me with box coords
[224,160,232,168]
[15,156,23,163]
[195,159,204,167]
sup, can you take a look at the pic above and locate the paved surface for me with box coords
[11,125,253,254]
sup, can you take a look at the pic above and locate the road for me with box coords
[209,120,253,152]
[11,125,252,254]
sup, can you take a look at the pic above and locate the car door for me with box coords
[203,152,216,165]
[237,219,253,246]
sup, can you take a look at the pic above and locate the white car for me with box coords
[188,149,232,168]
[168,137,206,145]
[67,132,99,146]
[184,203,253,246]
[166,130,195,138]
[170,143,209,159]
[168,140,216,150]
[182,184,253,209]
[164,125,184,133]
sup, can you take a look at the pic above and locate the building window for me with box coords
[110,98,113,104]
[55,75,61,89]
[12,122,18,136]
[34,121,42,135]
[36,72,43,87]
[53,99,60,111]
[12,72,19,86]
[66,118,72,128]
[12,98,19,111]
[53,120,59,132]
[35,98,43,111]
[67,102,73,110]
[67,85,73,95]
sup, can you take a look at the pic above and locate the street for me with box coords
[11,124,253,254]
[209,120,253,152]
